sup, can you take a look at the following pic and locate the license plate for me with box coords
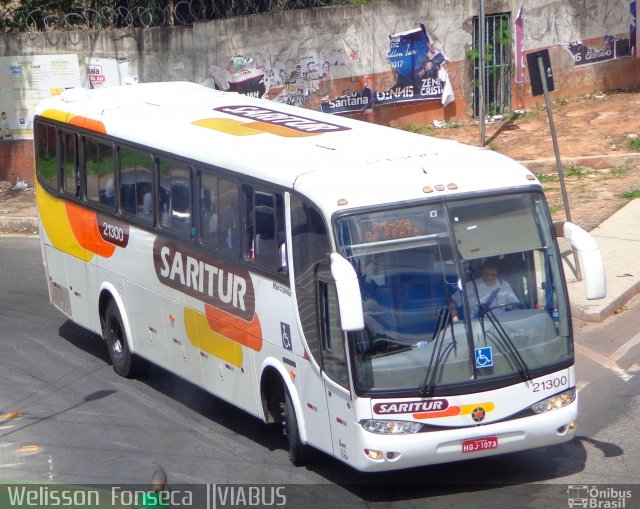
[462,436,498,453]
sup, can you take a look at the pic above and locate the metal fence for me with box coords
[0,0,358,32]
[472,12,512,117]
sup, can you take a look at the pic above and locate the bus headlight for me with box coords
[531,388,576,414]
[360,419,423,434]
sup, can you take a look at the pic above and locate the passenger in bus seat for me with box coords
[143,192,152,214]
[105,178,115,206]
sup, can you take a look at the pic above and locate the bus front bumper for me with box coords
[348,403,577,472]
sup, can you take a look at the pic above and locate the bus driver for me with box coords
[451,259,520,321]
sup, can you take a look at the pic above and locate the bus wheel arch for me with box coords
[260,366,285,425]
[98,288,139,378]
[259,362,314,466]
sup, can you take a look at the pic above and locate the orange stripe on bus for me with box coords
[64,203,116,258]
[244,121,319,137]
[68,115,107,134]
[204,304,263,352]
[36,181,93,262]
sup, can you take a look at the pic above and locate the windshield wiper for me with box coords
[478,303,533,381]
[419,306,456,396]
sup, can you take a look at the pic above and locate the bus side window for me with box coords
[158,158,194,241]
[60,131,80,199]
[199,170,240,253]
[243,185,287,273]
[119,146,153,225]
[318,268,349,389]
[84,136,114,207]
[291,195,330,363]
[218,178,240,253]
[35,123,58,190]
[275,193,287,273]
[199,171,218,246]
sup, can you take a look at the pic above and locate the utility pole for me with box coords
[479,0,486,146]
[527,50,582,281]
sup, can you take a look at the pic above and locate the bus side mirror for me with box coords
[554,221,606,300]
[330,253,365,331]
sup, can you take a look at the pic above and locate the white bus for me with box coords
[34,82,605,472]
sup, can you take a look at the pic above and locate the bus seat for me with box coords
[393,273,447,338]
[122,184,137,214]
[255,233,276,261]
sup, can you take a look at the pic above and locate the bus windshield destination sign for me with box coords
[362,218,422,242]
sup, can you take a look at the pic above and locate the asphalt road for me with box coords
[1,236,639,508]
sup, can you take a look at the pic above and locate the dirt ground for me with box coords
[1,90,640,233]
[426,90,640,231]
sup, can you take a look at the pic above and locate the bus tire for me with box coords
[104,300,136,378]
[281,389,313,466]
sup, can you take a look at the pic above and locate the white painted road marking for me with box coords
[611,331,640,363]
[575,343,634,382]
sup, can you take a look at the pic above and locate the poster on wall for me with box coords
[320,87,374,114]
[320,23,453,114]
[631,0,637,57]
[0,54,81,140]
[202,55,267,99]
[86,57,136,89]
[567,35,631,65]
[515,5,526,83]
[375,24,448,107]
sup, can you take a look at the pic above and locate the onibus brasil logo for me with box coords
[567,485,632,508]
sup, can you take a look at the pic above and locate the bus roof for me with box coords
[35,81,540,214]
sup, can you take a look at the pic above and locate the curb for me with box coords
[569,281,640,322]
[520,152,640,173]
[0,216,38,233]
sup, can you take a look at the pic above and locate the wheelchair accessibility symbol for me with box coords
[281,322,292,351]
[475,347,493,368]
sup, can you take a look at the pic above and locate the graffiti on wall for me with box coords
[202,51,356,111]
[201,23,454,116]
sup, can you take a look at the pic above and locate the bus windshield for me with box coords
[335,192,571,395]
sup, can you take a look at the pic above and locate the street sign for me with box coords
[526,49,554,96]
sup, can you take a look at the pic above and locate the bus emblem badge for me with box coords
[471,407,486,422]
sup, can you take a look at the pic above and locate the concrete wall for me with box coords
[1,0,639,183]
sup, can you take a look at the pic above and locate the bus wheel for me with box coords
[280,389,312,466]
[104,301,136,378]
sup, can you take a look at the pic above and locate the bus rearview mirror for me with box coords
[554,221,606,300]
[330,253,365,331]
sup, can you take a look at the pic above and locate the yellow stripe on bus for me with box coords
[184,307,243,367]
[459,402,495,414]
[36,181,93,262]
[192,118,262,136]
[40,108,74,123]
